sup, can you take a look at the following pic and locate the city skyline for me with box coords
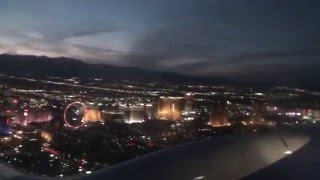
[2,1,320,179]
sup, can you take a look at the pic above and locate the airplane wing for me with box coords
[0,131,309,180]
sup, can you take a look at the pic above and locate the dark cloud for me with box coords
[44,24,120,40]
[1,0,320,88]
[117,0,320,88]
[225,49,320,64]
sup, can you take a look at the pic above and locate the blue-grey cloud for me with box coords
[0,0,320,87]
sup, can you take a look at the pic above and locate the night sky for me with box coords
[0,0,319,86]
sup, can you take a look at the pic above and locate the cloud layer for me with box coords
[0,0,320,87]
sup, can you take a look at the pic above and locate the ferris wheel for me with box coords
[63,102,87,129]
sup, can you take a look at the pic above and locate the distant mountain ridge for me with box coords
[0,54,225,84]
[0,54,319,90]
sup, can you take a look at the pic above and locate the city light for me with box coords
[0,64,318,178]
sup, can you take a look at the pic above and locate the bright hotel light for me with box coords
[284,150,292,154]
[126,120,144,124]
